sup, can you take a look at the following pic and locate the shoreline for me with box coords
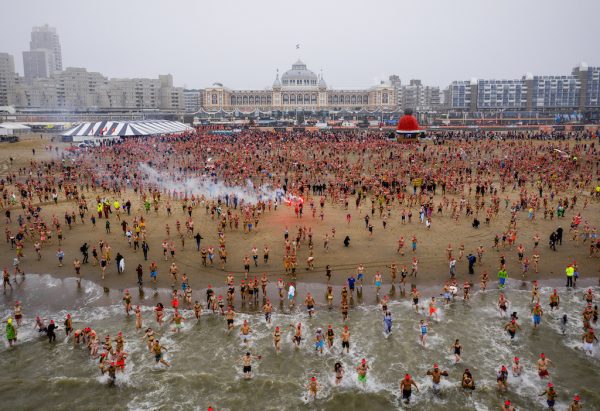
[3,272,598,313]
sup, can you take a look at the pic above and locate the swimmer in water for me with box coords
[497,365,509,392]
[504,319,521,340]
[273,326,281,353]
[537,353,553,378]
[419,319,429,346]
[538,382,558,410]
[426,363,449,394]
[152,340,170,367]
[498,293,510,318]
[451,339,462,363]
[461,368,475,391]
[383,311,392,335]
[356,358,369,383]
[341,325,350,354]
[239,351,261,380]
[399,374,419,404]
[512,357,523,376]
[308,376,319,400]
[334,362,344,385]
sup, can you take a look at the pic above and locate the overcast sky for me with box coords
[1,0,599,90]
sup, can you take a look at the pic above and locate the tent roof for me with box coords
[0,122,31,130]
[62,120,193,137]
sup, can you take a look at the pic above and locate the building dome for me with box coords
[396,109,421,134]
[318,73,327,89]
[281,59,318,87]
[273,71,281,89]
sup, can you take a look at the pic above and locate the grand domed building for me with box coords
[201,60,397,117]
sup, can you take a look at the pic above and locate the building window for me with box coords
[212,94,217,104]
[333,95,338,104]
[283,94,289,104]
[351,95,356,104]
[383,93,388,104]
[249,96,254,104]
[243,96,248,105]
[297,94,303,103]
[304,94,309,104]
[311,94,316,103]
[261,96,266,105]
[231,96,235,105]
[364,96,368,104]
[291,94,296,104]
[358,95,362,104]
[345,96,350,104]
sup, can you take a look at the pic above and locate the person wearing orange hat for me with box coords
[308,376,319,400]
[568,394,582,411]
[501,399,515,411]
[497,365,509,391]
[399,374,419,404]
[537,353,553,378]
[356,358,369,383]
[538,382,557,409]
[427,363,449,394]
[581,327,598,355]
[511,357,523,377]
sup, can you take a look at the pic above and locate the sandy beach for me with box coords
[1,135,598,297]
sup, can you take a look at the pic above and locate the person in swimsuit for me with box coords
[240,351,261,379]
[504,319,521,339]
[400,374,419,404]
[411,287,420,313]
[356,358,369,383]
[314,328,325,354]
[537,353,552,378]
[427,364,449,394]
[152,340,170,367]
[334,362,344,385]
[326,325,335,349]
[308,376,319,400]
[451,339,462,363]
[419,319,429,346]
[461,369,475,390]
[273,326,281,353]
[538,382,558,410]
[497,365,509,391]
[341,325,350,354]
[512,357,523,376]
[498,293,509,317]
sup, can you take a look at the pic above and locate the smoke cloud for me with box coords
[138,163,285,204]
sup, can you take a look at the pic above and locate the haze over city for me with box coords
[1,0,599,89]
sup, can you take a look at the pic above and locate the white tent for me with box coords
[0,122,31,136]
[62,120,194,138]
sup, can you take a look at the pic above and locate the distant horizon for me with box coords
[1,0,598,90]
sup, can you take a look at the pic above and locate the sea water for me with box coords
[0,274,599,411]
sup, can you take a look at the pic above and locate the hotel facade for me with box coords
[201,60,398,116]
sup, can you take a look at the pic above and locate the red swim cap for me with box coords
[505,400,511,406]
